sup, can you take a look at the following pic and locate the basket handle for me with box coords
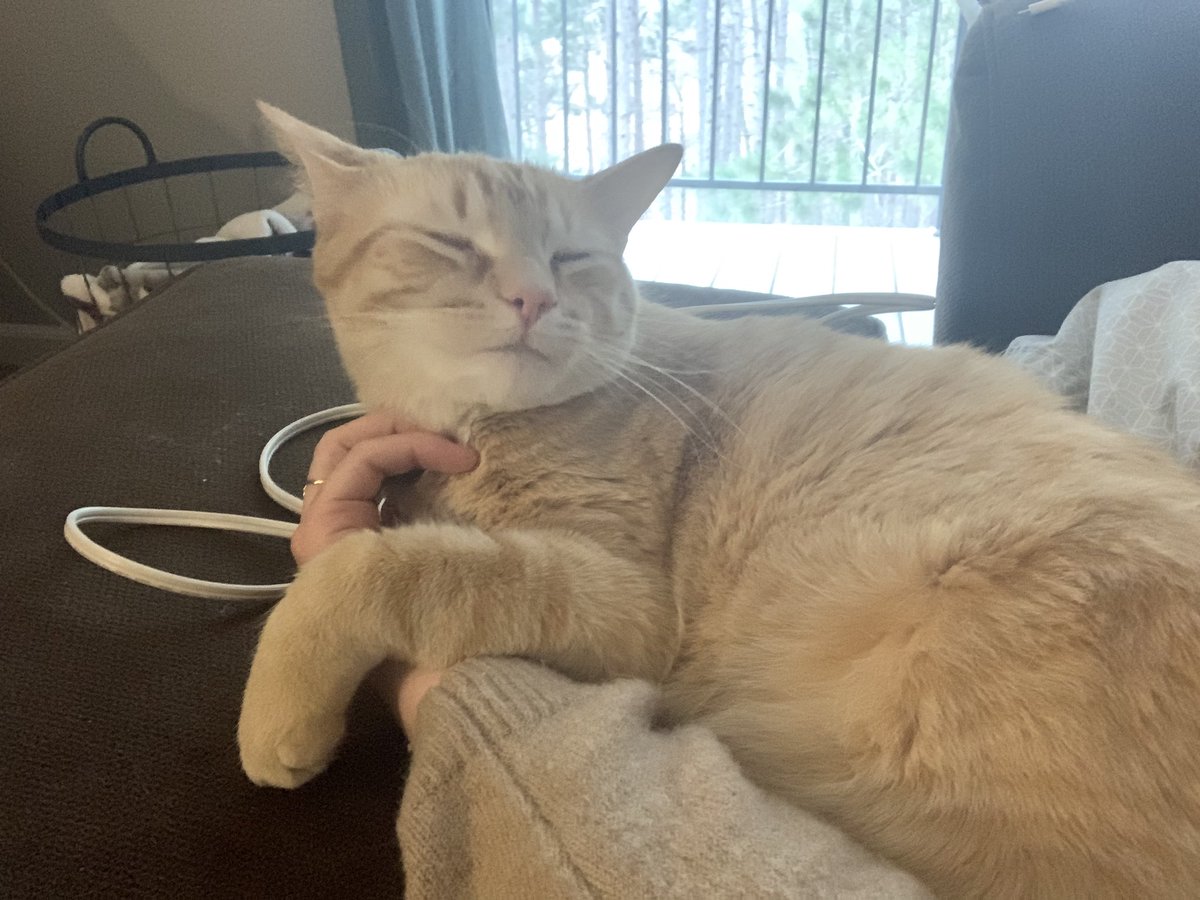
[74,117,158,182]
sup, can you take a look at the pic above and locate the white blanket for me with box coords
[1005,261,1200,472]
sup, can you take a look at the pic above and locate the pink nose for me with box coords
[509,289,556,329]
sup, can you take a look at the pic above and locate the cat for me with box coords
[238,103,1200,898]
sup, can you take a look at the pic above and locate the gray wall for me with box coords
[0,0,355,324]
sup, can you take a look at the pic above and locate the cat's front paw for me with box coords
[238,671,346,789]
[236,529,402,788]
[237,569,357,789]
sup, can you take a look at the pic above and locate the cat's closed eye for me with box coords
[551,250,592,268]
[421,229,482,258]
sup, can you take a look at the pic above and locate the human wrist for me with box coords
[408,658,587,766]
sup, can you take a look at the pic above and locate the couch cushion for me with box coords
[0,257,407,898]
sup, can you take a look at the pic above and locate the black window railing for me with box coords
[494,0,966,227]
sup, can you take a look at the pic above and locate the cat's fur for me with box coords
[239,103,1200,898]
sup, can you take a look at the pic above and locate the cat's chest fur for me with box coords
[392,382,701,572]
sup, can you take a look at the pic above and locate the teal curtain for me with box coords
[333,0,511,157]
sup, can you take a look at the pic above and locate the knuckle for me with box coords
[313,431,340,457]
[290,528,316,563]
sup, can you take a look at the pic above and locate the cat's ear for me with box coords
[257,101,372,223]
[581,144,683,237]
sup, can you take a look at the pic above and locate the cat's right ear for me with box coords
[257,101,372,224]
[581,143,683,239]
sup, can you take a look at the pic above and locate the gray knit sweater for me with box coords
[398,658,930,899]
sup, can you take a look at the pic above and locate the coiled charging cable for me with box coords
[63,403,365,601]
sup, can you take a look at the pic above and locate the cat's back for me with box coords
[699,313,1199,543]
[665,313,1200,898]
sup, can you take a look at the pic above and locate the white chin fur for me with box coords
[335,326,610,434]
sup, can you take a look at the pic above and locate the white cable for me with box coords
[819,297,936,329]
[258,403,366,514]
[64,507,298,601]
[65,403,365,601]
[680,292,935,321]
[1020,0,1073,15]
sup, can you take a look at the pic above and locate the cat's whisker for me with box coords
[589,363,646,408]
[625,327,716,376]
[603,365,710,450]
[584,352,727,462]
[578,341,710,421]
[624,352,744,438]
[569,338,701,416]
[327,307,446,327]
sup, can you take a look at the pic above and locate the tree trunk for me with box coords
[696,0,710,177]
[718,0,746,169]
[530,0,550,160]
[582,34,595,172]
[616,0,644,155]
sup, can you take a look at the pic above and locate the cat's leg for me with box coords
[238,523,674,788]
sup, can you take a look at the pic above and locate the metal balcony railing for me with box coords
[494,0,966,227]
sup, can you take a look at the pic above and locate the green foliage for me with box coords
[494,0,960,227]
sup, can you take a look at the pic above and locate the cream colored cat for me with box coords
[239,103,1200,898]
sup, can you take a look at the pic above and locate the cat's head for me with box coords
[259,102,681,432]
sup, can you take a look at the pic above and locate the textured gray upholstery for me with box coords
[935,0,1200,351]
[0,258,408,897]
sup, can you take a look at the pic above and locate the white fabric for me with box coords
[61,191,312,332]
[956,0,982,25]
[1006,261,1200,471]
[195,209,297,243]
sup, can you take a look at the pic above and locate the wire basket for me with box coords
[36,117,313,331]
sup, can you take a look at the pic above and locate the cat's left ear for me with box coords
[257,101,374,224]
[581,144,683,238]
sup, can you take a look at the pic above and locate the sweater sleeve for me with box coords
[397,658,930,900]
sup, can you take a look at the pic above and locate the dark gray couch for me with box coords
[935,0,1200,351]
[1,259,410,897]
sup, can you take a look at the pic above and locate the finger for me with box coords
[299,432,477,541]
[319,432,478,503]
[292,432,477,565]
[364,661,444,734]
[306,411,420,483]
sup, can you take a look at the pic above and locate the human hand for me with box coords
[289,412,470,739]
[370,660,445,736]
[290,411,478,566]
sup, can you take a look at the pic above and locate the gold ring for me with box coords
[302,478,326,499]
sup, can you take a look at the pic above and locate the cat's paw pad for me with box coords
[238,700,345,789]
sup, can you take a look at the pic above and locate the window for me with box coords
[495,0,965,343]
